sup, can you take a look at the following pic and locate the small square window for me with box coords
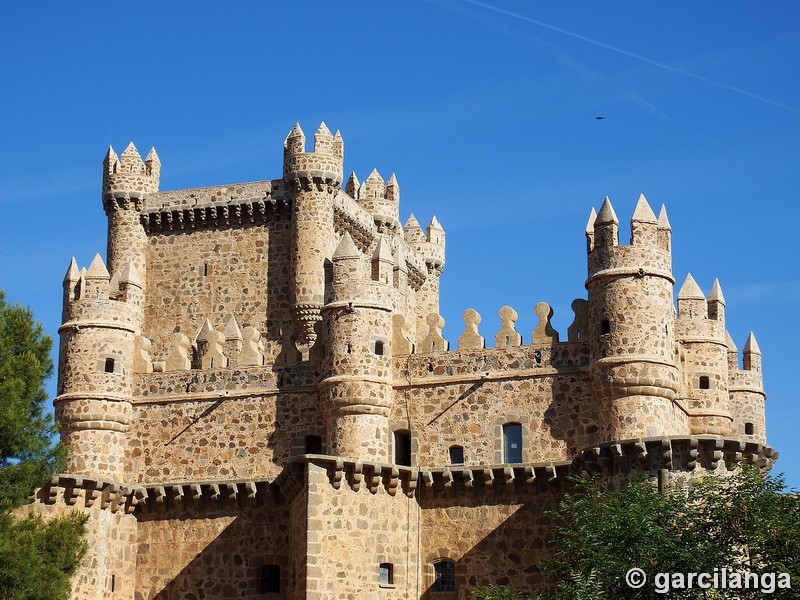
[379,563,394,585]
[699,376,710,390]
[449,446,464,465]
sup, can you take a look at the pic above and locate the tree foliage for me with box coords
[0,290,87,599]
[536,468,800,599]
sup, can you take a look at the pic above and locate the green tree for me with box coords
[0,290,87,599]
[537,468,800,599]
[469,584,531,599]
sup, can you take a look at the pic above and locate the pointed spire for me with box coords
[385,173,400,202]
[333,129,342,142]
[287,122,304,139]
[362,168,385,198]
[404,214,425,242]
[315,121,332,138]
[119,260,142,288]
[373,236,393,262]
[284,122,306,152]
[120,142,144,171]
[744,331,761,355]
[657,205,671,230]
[595,197,618,225]
[333,231,360,259]
[345,172,360,198]
[427,215,445,245]
[725,330,738,352]
[708,278,725,304]
[678,273,705,299]
[585,207,597,234]
[195,319,214,342]
[86,253,110,278]
[103,145,119,171]
[631,194,658,223]
[64,257,80,283]
[223,316,243,341]
[145,147,160,165]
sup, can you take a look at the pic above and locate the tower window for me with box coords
[449,445,464,465]
[745,422,755,436]
[374,340,384,356]
[305,435,322,454]
[432,560,455,592]
[394,430,411,466]
[600,319,610,335]
[203,262,209,277]
[698,376,710,390]
[379,563,394,585]
[260,564,280,594]
[503,423,523,464]
[104,358,116,373]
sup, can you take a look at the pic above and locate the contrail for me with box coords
[459,0,799,114]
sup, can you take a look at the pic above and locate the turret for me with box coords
[284,122,345,357]
[319,233,393,461]
[728,332,767,442]
[55,254,141,480]
[353,169,401,230]
[586,196,683,441]
[103,142,154,288]
[404,215,446,348]
[675,276,733,435]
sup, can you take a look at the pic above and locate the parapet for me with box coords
[586,195,672,282]
[103,142,160,202]
[282,122,344,186]
[404,214,445,273]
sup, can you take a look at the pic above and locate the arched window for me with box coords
[394,430,411,466]
[260,564,280,594]
[448,445,464,465]
[503,423,523,464]
[432,560,455,592]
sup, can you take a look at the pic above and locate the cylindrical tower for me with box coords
[284,122,344,356]
[674,275,734,435]
[319,233,394,461]
[586,195,683,441]
[55,254,141,480]
[102,142,156,287]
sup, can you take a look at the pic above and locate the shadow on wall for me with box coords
[134,500,293,600]
[419,485,563,598]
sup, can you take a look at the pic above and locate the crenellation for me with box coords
[40,124,773,599]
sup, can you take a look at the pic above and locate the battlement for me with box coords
[404,214,446,272]
[587,195,672,280]
[282,122,344,185]
[61,254,142,322]
[103,142,160,201]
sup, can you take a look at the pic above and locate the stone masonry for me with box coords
[23,123,775,598]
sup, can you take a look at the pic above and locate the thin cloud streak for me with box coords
[459,0,800,115]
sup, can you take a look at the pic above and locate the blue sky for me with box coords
[1,2,798,487]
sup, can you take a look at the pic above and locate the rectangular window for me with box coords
[503,423,523,464]
[260,565,280,594]
[449,446,464,465]
[433,561,455,592]
[394,430,411,466]
[379,563,394,585]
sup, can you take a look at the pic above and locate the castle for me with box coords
[27,123,776,598]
